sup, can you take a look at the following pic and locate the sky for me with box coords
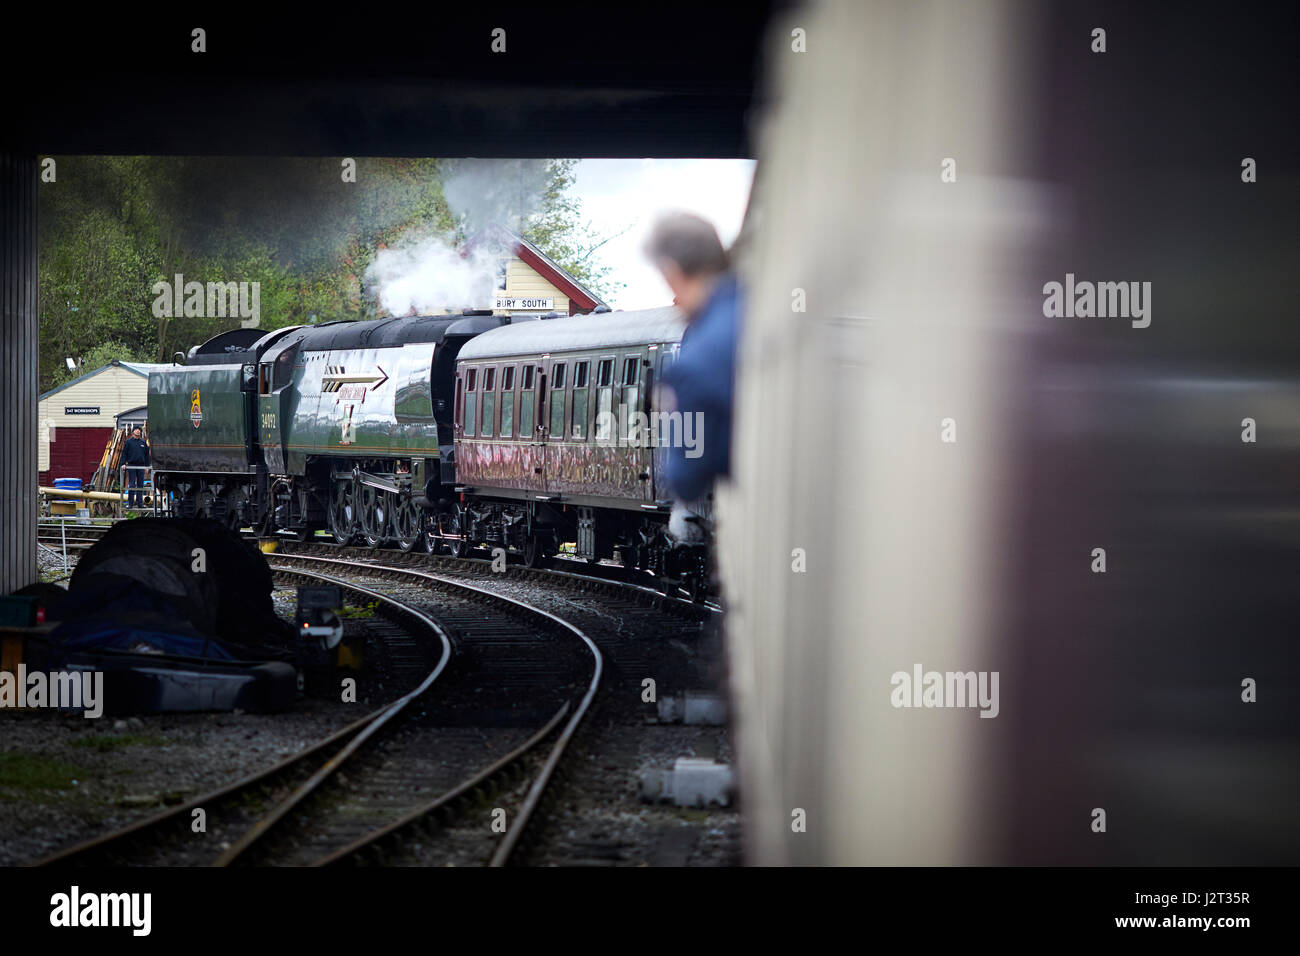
[569,159,756,310]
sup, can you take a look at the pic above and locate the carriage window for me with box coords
[597,359,614,387]
[621,386,640,440]
[621,356,639,386]
[481,392,495,437]
[572,385,587,437]
[551,363,565,389]
[464,392,477,437]
[595,385,614,442]
[519,365,536,436]
[549,384,566,438]
[500,368,514,438]
[574,361,589,388]
[466,368,477,391]
[520,389,534,437]
[481,367,495,438]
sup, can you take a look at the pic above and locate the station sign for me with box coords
[64,406,100,415]
[494,296,554,310]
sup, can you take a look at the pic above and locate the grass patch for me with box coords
[674,808,712,823]
[336,601,380,620]
[69,735,168,753]
[0,752,85,791]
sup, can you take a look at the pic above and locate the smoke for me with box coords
[442,158,553,236]
[368,237,502,316]
[365,159,557,316]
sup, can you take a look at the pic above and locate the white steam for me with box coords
[365,159,558,317]
[368,238,501,316]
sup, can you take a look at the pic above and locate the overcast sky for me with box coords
[570,159,756,310]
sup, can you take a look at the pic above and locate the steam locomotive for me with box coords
[147,307,710,596]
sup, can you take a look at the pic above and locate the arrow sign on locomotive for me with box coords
[321,365,389,393]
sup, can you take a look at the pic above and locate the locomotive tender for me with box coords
[148,306,710,593]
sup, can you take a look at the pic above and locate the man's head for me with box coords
[645,212,729,318]
[132,427,142,438]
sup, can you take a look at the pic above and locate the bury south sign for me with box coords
[494,296,554,310]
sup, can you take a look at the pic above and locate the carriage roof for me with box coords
[456,306,685,361]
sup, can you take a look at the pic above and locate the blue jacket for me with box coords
[660,275,744,501]
[123,436,150,466]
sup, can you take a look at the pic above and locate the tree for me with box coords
[522,159,627,303]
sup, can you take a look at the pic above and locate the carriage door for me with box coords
[650,344,679,502]
[541,359,569,497]
[618,349,652,501]
[534,366,549,494]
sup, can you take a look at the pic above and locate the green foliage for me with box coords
[0,752,84,792]
[522,160,627,303]
[335,601,380,619]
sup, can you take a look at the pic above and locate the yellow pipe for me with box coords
[39,486,132,503]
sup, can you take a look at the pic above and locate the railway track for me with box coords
[33,554,603,868]
[274,537,721,612]
[36,519,717,607]
[230,553,602,867]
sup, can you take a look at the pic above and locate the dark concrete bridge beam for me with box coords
[1,153,37,593]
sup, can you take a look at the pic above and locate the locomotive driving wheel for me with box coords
[391,493,424,553]
[443,501,470,557]
[196,486,217,521]
[329,479,358,545]
[358,484,387,549]
[223,489,248,532]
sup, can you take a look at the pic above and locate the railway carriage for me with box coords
[452,307,709,590]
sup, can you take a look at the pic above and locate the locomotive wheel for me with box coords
[444,502,469,558]
[359,485,386,549]
[392,494,424,553]
[196,487,217,521]
[329,479,358,545]
[224,489,247,532]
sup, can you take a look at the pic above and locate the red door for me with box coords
[47,426,113,487]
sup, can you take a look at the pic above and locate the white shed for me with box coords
[37,360,171,486]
